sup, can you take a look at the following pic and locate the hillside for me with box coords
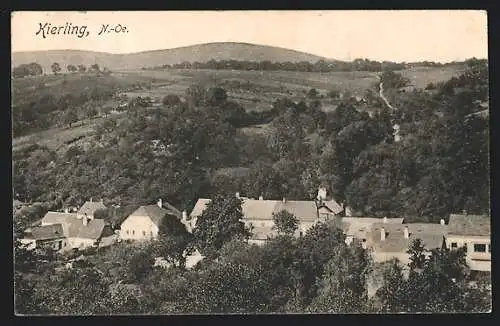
[12,42,330,72]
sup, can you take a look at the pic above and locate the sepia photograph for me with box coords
[11,10,490,315]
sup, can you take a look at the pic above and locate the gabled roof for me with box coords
[243,199,279,220]
[341,217,403,240]
[447,214,490,237]
[25,224,65,241]
[160,201,182,218]
[273,200,318,222]
[318,199,344,215]
[190,198,212,218]
[41,211,106,240]
[191,198,319,222]
[369,223,447,253]
[127,205,171,227]
[77,201,107,216]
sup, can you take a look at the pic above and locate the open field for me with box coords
[12,64,466,153]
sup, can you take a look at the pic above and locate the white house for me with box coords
[39,211,110,250]
[119,199,185,241]
[445,214,491,272]
[189,188,343,245]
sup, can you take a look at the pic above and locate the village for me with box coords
[17,185,491,275]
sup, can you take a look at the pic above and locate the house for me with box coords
[77,199,106,220]
[41,211,111,250]
[368,222,448,265]
[189,188,343,245]
[445,214,491,272]
[342,217,404,248]
[119,199,185,241]
[20,224,66,251]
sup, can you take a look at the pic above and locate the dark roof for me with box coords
[447,214,490,236]
[41,212,106,240]
[160,201,182,218]
[369,223,447,253]
[25,224,65,241]
[342,217,403,240]
[318,199,344,215]
[77,201,107,216]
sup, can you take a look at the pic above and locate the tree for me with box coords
[67,64,78,73]
[89,64,100,73]
[272,210,299,236]
[328,89,340,99]
[102,67,112,76]
[153,213,194,268]
[205,87,228,106]
[307,88,319,99]
[185,83,206,107]
[162,94,181,107]
[407,238,427,271]
[309,243,371,313]
[193,195,251,258]
[51,62,62,75]
[78,64,87,73]
[13,62,43,78]
[63,110,78,128]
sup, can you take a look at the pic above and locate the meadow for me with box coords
[12,64,466,154]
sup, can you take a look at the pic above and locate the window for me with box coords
[473,244,486,252]
[126,230,129,235]
[150,231,153,236]
[132,230,135,235]
[451,242,458,249]
[142,231,146,236]
[299,231,303,237]
[463,243,468,253]
[488,245,491,253]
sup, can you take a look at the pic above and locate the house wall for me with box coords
[120,215,159,241]
[248,239,266,246]
[19,238,36,250]
[243,219,274,229]
[445,235,491,271]
[372,252,411,265]
[67,237,96,250]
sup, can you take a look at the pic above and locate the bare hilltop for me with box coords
[11,42,330,72]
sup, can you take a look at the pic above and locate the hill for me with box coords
[12,42,330,72]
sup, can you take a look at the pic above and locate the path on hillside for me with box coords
[377,75,401,141]
[377,76,396,111]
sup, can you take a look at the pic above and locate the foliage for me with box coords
[272,210,299,236]
[13,62,43,78]
[193,195,250,258]
[51,62,62,75]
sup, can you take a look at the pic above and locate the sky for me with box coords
[11,10,488,62]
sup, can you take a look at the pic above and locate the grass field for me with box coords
[12,64,466,154]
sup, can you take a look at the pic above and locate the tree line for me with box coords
[143,58,472,73]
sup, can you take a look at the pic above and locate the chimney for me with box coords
[282,197,286,203]
[440,219,445,226]
[64,208,69,213]
[100,198,104,204]
[259,195,264,200]
[380,227,386,241]
[317,187,327,201]
[404,226,409,239]
[383,216,388,223]
[90,197,93,202]
[157,198,162,208]
[182,210,188,220]
[462,209,467,215]
[83,216,88,226]
[235,192,240,199]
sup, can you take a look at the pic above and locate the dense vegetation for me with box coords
[13,59,488,224]
[14,197,491,314]
[13,58,490,314]
[143,58,465,73]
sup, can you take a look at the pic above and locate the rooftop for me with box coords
[77,201,107,217]
[369,223,448,253]
[342,217,404,241]
[41,212,106,240]
[25,224,65,241]
[447,214,490,237]
[190,198,321,222]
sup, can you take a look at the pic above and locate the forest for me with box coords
[13,59,489,226]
